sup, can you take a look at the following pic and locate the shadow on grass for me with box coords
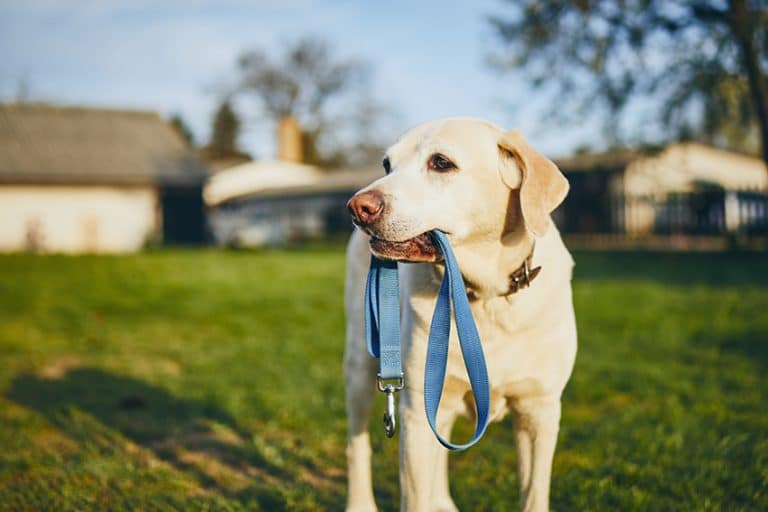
[572,251,768,287]
[5,367,344,510]
[700,329,768,371]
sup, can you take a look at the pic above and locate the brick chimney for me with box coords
[277,115,303,162]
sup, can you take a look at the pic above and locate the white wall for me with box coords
[0,185,158,253]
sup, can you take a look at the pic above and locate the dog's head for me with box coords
[347,118,569,262]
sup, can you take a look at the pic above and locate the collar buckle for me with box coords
[507,255,541,295]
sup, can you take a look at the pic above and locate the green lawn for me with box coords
[0,247,766,511]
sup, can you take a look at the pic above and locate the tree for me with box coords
[169,113,194,147]
[208,99,241,157]
[489,0,768,166]
[235,37,387,168]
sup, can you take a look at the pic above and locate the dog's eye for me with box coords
[382,156,391,175]
[427,153,456,172]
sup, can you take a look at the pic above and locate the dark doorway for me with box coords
[160,185,207,244]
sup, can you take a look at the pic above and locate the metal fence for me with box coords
[557,189,768,237]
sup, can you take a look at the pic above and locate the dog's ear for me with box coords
[497,130,569,237]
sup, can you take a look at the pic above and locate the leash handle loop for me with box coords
[364,231,491,450]
[424,231,490,450]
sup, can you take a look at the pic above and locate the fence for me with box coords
[557,189,768,237]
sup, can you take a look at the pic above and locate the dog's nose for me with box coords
[347,190,384,226]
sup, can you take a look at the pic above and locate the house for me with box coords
[204,115,382,246]
[205,160,380,246]
[555,142,768,236]
[0,103,209,253]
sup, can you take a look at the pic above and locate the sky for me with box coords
[0,0,605,160]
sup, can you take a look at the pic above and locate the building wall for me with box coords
[0,185,158,253]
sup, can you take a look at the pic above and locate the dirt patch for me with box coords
[175,448,255,491]
[37,355,82,380]
[35,426,79,455]
[155,359,181,376]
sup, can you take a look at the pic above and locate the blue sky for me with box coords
[0,0,603,159]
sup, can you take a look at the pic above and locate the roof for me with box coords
[0,103,208,186]
[234,167,384,200]
[554,149,639,173]
[204,159,324,205]
[204,159,383,205]
[554,142,767,184]
[195,147,253,173]
[624,142,767,194]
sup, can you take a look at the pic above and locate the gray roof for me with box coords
[0,103,208,185]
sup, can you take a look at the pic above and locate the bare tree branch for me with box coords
[234,37,387,168]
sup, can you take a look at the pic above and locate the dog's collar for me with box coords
[506,243,541,295]
[465,242,540,301]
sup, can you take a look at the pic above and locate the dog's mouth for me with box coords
[369,232,443,263]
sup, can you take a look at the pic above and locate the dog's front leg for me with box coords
[345,353,379,512]
[399,388,442,512]
[430,409,458,512]
[512,395,561,512]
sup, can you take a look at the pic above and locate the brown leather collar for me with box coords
[466,244,540,301]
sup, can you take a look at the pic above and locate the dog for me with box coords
[344,118,577,512]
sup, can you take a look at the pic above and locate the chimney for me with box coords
[277,115,303,162]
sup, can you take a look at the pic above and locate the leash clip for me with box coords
[377,373,404,438]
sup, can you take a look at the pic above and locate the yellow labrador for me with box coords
[344,118,577,512]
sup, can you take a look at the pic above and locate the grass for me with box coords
[0,246,766,511]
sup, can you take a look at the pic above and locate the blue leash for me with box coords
[364,230,491,451]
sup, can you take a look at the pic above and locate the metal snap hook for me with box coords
[377,373,403,438]
[383,388,396,437]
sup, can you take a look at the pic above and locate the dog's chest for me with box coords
[407,288,540,372]
[401,262,573,408]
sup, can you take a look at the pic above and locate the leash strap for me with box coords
[364,257,401,380]
[364,230,491,450]
[364,256,403,438]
